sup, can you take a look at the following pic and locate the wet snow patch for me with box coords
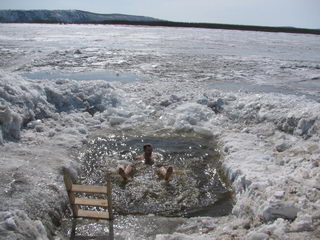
[21,71,148,83]
[208,81,320,102]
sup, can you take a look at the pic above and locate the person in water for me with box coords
[118,144,173,182]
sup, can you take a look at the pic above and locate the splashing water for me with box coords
[77,134,233,218]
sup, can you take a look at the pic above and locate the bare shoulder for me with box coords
[133,154,144,160]
[152,153,160,160]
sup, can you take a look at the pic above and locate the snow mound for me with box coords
[0,211,48,240]
[0,71,145,143]
[223,93,320,138]
[0,105,21,143]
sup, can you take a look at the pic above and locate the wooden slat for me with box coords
[71,184,108,194]
[73,197,108,207]
[76,209,109,220]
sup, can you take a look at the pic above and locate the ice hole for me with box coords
[77,135,234,218]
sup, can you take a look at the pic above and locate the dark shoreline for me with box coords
[100,20,320,35]
[2,20,320,35]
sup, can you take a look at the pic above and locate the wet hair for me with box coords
[143,144,153,150]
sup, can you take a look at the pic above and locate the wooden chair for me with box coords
[63,170,113,239]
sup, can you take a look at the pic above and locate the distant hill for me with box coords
[0,9,319,35]
[0,9,163,23]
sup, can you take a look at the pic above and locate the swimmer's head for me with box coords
[143,144,153,154]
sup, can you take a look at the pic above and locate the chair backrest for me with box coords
[63,170,113,221]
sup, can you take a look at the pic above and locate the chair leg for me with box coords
[108,220,114,240]
[70,218,76,240]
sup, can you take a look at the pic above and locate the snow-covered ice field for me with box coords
[0,23,320,240]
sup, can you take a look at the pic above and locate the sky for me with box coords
[0,0,319,29]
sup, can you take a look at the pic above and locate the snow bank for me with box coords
[225,93,320,138]
[0,71,148,144]
[0,211,48,240]
[0,105,21,143]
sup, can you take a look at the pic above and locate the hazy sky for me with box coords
[1,0,319,29]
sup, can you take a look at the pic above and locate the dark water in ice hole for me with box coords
[77,135,233,218]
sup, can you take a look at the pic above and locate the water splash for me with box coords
[77,134,233,217]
